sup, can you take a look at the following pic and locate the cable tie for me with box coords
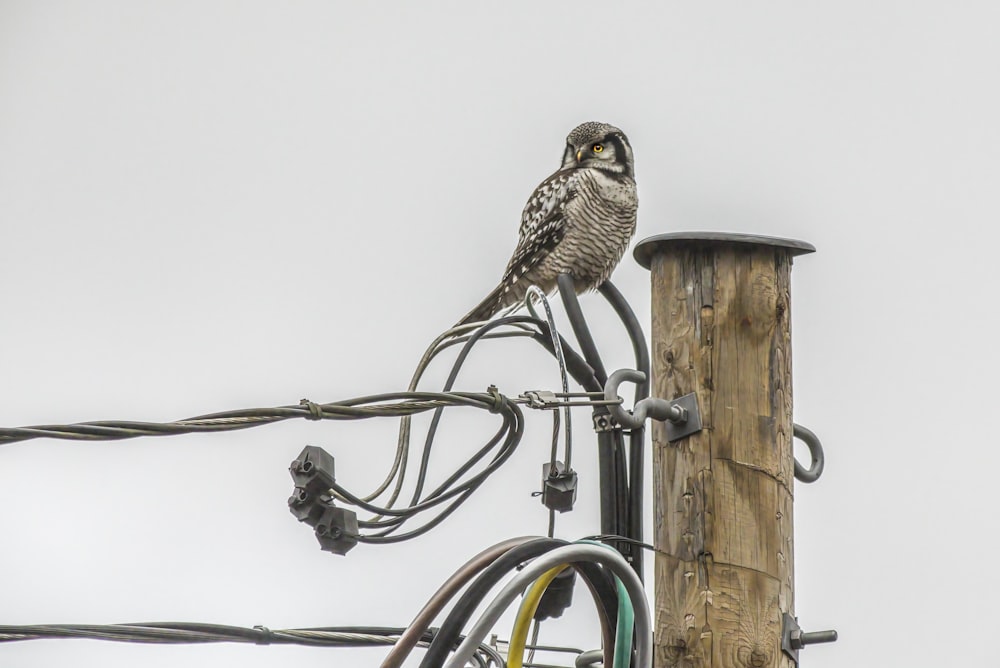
[299,398,324,421]
[486,385,505,414]
[252,625,273,645]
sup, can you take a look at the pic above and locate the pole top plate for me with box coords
[633,231,816,270]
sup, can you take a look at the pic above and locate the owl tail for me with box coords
[455,284,506,327]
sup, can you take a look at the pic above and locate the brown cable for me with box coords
[381,536,534,668]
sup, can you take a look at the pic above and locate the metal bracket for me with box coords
[592,412,620,432]
[603,369,703,442]
[781,613,838,665]
[663,392,702,442]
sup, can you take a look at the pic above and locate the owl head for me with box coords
[561,121,635,178]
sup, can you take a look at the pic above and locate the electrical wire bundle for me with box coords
[0,387,526,548]
[0,624,504,667]
[0,277,648,553]
[1,276,653,666]
[0,536,653,667]
[381,536,652,668]
[342,278,650,555]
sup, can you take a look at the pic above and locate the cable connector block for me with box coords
[533,568,576,621]
[289,445,336,495]
[288,445,336,527]
[288,486,334,526]
[540,461,577,513]
[314,506,359,555]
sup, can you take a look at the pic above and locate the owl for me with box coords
[457,121,638,326]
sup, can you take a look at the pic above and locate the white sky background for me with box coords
[2,2,999,666]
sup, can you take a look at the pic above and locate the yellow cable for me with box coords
[506,565,569,668]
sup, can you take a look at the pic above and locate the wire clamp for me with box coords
[519,390,624,411]
[522,390,558,409]
[486,385,506,413]
[592,412,620,432]
[299,398,324,420]
[252,625,273,645]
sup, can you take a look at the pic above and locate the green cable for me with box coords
[576,540,635,668]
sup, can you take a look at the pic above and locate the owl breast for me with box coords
[536,169,637,291]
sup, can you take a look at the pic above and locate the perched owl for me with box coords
[457,121,638,326]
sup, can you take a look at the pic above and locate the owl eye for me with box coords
[592,144,604,153]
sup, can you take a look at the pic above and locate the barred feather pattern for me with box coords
[459,168,636,325]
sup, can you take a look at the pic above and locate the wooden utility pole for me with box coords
[633,232,814,668]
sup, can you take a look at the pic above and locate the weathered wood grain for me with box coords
[649,240,800,668]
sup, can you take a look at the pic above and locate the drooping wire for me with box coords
[365,313,597,542]
[382,536,535,668]
[507,566,568,668]
[444,543,651,668]
[367,318,548,540]
[524,286,573,472]
[577,540,635,668]
[418,538,619,668]
[370,322,537,505]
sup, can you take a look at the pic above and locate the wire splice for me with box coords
[540,461,577,513]
[314,506,360,555]
[533,568,576,621]
[287,446,359,555]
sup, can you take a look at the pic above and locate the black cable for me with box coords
[405,316,595,514]
[359,318,546,541]
[529,330,600,392]
[580,534,656,553]
[595,430,618,538]
[359,488,477,544]
[612,428,630,549]
[343,309,597,542]
[597,282,650,401]
[341,413,516,518]
[359,406,525,543]
[338,391,522,540]
[598,281,651,583]
[409,316,538,505]
[555,275,632,564]
[556,274,608,386]
[419,538,618,668]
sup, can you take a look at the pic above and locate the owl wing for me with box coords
[502,169,578,286]
[454,170,578,326]
[517,170,578,240]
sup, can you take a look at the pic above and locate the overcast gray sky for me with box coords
[3,2,999,666]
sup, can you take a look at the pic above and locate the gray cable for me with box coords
[525,286,573,471]
[444,544,651,668]
[575,649,604,667]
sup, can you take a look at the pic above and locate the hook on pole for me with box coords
[792,423,825,483]
[603,369,702,442]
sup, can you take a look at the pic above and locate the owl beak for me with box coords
[576,149,583,162]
